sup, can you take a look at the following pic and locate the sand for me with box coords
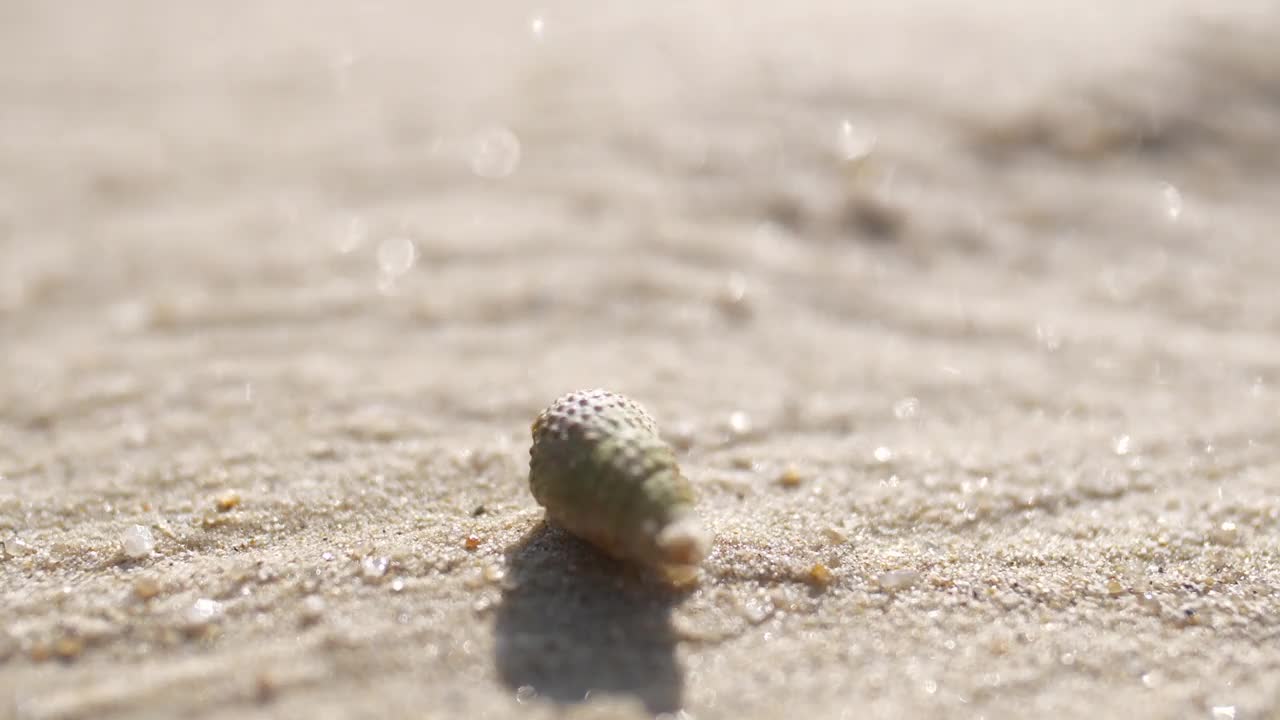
[2,1,1279,718]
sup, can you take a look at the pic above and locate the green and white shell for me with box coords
[529,389,710,578]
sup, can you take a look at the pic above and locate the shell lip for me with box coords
[654,513,711,567]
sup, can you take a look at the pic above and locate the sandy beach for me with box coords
[2,2,1279,718]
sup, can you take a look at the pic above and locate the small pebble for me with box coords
[666,421,697,451]
[876,569,920,592]
[715,272,752,320]
[1112,434,1132,456]
[821,527,848,544]
[53,637,84,661]
[482,564,506,583]
[777,467,804,488]
[3,537,37,558]
[464,535,482,551]
[892,397,920,420]
[133,576,162,600]
[300,595,326,625]
[121,525,155,559]
[741,598,775,625]
[808,563,834,587]
[463,568,488,589]
[215,491,242,512]
[255,672,278,703]
[727,411,752,437]
[29,641,52,663]
[361,556,389,581]
[1209,521,1240,546]
[184,598,224,628]
[1106,579,1124,596]
[307,441,337,459]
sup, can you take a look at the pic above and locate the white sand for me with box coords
[2,2,1279,718]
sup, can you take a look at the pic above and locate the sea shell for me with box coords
[528,389,710,578]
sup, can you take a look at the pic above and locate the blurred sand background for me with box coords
[2,1,1280,718]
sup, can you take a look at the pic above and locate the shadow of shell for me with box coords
[493,522,688,714]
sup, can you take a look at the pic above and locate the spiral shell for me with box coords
[529,389,710,578]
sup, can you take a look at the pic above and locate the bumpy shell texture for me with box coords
[529,389,710,576]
